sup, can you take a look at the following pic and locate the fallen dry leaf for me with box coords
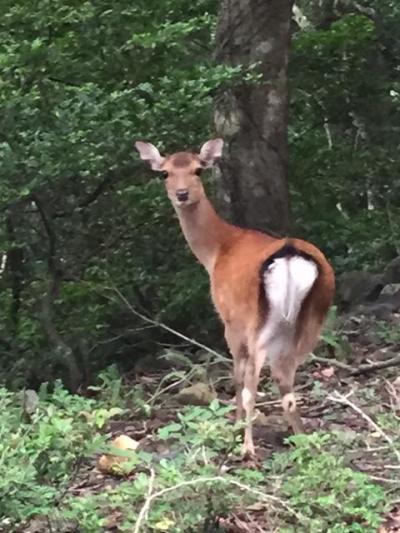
[312,366,335,380]
[321,366,335,378]
[98,435,139,476]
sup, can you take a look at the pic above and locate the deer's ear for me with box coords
[199,138,224,168]
[135,141,165,171]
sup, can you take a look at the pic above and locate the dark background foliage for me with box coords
[0,0,399,389]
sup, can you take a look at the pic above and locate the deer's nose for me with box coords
[176,189,189,202]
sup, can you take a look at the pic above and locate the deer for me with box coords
[135,138,335,456]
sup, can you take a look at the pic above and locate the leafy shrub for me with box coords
[0,382,113,527]
[270,433,388,533]
[0,373,389,532]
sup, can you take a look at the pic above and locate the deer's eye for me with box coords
[195,168,203,176]
[161,171,168,179]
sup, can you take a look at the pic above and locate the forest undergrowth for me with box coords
[1,312,399,533]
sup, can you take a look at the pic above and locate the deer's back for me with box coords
[210,230,335,333]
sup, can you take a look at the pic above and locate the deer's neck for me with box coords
[175,195,237,274]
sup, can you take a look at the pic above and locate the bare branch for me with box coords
[109,286,231,366]
[53,165,140,219]
[33,194,81,390]
[311,354,353,372]
[0,253,6,275]
[133,474,306,533]
[350,354,400,376]
[311,353,400,376]
[328,390,400,463]
[133,468,156,532]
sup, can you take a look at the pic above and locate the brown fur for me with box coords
[136,140,335,456]
[169,152,197,168]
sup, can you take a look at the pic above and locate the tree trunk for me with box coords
[214,0,293,235]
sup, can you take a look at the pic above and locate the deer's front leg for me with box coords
[224,326,247,422]
[241,357,263,457]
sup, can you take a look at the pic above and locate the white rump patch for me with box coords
[266,257,318,323]
[257,256,318,365]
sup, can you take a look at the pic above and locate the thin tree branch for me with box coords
[109,286,231,365]
[133,474,305,533]
[310,354,353,372]
[53,165,140,219]
[311,353,400,376]
[349,354,400,376]
[0,253,6,275]
[47,76,82,88]
[328,390,400,463]
[32,194,57,276]
[33,194,81,390]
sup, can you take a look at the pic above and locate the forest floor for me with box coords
[76,366,400,532]
[6,312,400,532]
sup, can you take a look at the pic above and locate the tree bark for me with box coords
[33,195,82,392]
[214,0,293,235]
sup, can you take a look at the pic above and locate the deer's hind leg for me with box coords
[270,357,305,434]
[273,314,325,434]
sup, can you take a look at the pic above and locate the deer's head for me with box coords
[135,139,223,208]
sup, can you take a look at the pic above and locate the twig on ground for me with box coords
[350,354,400,376]
[147,367,198,407]
[133,468,156,533]
[296,379,316,392]
[256,397,305,409]
[133,474,306,532]
[328,390,400,463]
[311,354,354,372]
[385,378,400,415]
[311,353,400,376]
[369,475,400,485]
[230,512,265,533]
[109,287,231,366]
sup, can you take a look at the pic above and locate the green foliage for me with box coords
[290,9,400,271]
[48,401,265,531]
[318,305,352,360]
[272,433,387,532]
[375,411,400,433]
[375,320,400,345]
[1,0,400,387]
[43,415,392,530]
[0,382,111,526]
[0,0,224,384]
[0,1,397,530]
[0,369,390,532]
[88,364,151,416]
[157,400,240,454]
